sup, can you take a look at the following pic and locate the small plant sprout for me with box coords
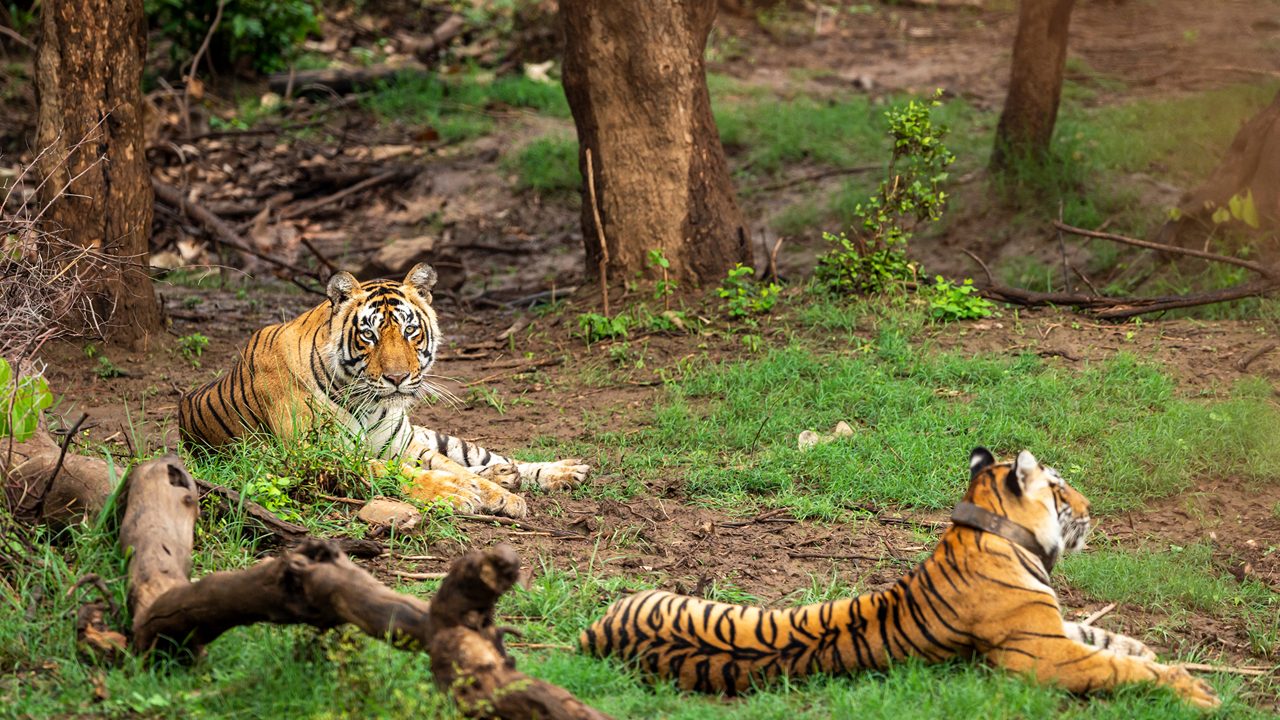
[647,249,677,310]
[0,358,52,442]
[928,276,996,322]
[577,312,631,344]
[178,332,210,367]
[717,264,782,319]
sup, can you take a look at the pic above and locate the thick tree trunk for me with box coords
[561,0,750,288]
[34,0,161,348]
[991,0,1076,171]
[1159,89,1280,246]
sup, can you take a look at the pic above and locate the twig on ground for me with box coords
[1051,221,1276,280]
[1080,602,1116,626]
[454,513,588,539]
[1236,341,1278,372]
[278,167,417,221]
[787,551,887,562]
[391,570,447,581]
[585,148,610,317]
[1181,663,1274,677]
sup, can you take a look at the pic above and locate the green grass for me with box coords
[1058,81,1280,185]
[1061,542,1280,658]
[363,71,570,142]
[587,304,1280,518]
[503,135,581,194]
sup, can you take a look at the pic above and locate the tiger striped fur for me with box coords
[580,448,1218,708]
[179,264,589,517]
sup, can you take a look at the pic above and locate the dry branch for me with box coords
[152,179,318,280]
[114,456,609,719]
[2,427,115,527]
[972,221,1280,319]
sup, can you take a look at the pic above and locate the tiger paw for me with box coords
[471,476,528,518]
[1162,666,1220,709]
[475,462,522,490]
[516,459,590,492]
[401,467,486,514]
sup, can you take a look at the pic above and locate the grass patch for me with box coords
[1061,542,1280,658]
[363,72,570,142]
[1059,81,1280,185]
[503,135,581,194]
[593,307,1280,517]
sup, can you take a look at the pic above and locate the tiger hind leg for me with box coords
[1063,621,1156,660]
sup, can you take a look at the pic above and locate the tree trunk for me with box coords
[1159,89,1280,248]
[34,0,161,348]
[991,0,1076,171]
[561,0,750,288]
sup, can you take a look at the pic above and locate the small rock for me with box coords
[357,497,421,533]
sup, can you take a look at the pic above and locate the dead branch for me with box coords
[117,457,609,719]
[585,148,610,317]
[970,220,1280,319]
[152,179,319,281]
[267,62,428,97]
[1080,602,1116,627]
[1051,221,1277,280]
[745,164,879,194]
[1237,341,1279,372]
[278,167,418,221]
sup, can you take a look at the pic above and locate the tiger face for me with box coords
[324,264,441,409]
[966,448,1092,567]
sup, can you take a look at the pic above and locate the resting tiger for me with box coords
[178,264,588,518]
[580,448,1219,708]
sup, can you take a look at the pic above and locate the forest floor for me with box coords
[5,0,1280,718]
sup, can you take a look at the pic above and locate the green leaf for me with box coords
[1228,189,1260,229]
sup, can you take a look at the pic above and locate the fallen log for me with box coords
[112,456,609,719]
[2,425,116,527]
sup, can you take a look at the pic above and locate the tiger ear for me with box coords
[404,263,437,301]
[327,271,358,308]
[969,447,995,479]
[1007,449,1040,497]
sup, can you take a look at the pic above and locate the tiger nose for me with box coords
[383,372,409,386]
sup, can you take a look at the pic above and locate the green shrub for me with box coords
[577,313,630,344]
[717,264,782,318]
[928,276,995,322]
[817,90,953,294]
[147,0,320,74]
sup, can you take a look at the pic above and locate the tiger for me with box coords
[580,448,1219,708]
[178,264,589,518]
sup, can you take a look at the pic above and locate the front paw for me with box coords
[1163,666,1221,709]
[518,459,590,492]
[476,462,521,490]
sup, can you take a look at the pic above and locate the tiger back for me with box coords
[579,448,1219,708]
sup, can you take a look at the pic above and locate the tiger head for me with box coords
[964,447,1092,567]
[323,263,441,409]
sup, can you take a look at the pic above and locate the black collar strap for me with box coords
[950,501,1057,573]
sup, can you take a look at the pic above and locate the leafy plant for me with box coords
[928,276,996,322]
[94,356,125,380]
[0,358,52,442]
[146,0,320,75]
[717,264,782,319]
[178,333,210,367]
[647,250,678,308]
[577,313,630,344]
[242,473,301,521]
[817,90,953,294]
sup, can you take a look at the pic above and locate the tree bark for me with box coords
[34,0,161,348]
[561,0,750,288]
[991,0,1076,171]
